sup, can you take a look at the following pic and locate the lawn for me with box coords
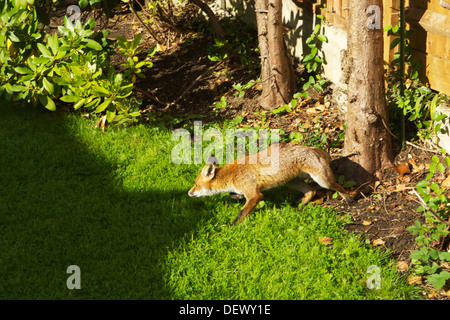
[0,104,421,299]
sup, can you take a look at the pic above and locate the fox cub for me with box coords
[188,142,353,225]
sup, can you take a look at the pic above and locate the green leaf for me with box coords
[42,77,54,95]
[314,56,324,63]
[305,34,315,44]
[313,83,323,92]
[33,57,51,65]
[427,272,450,291]
[37,43,52,57]
[430,182,440,193]
[92,86,110,97]
[73,98,86,110]
[302,82,310,91]
[9,85,27,92]
[313,24,320,35]
[417,181,430,188]
[343,181,356,188]
[410,250,426,261]
[83,39,102,51]
[60,95,80,103]
[95,98,112,113]
[429,162,437,175]
[106,107,116,122]
[383,25,393,32]
[390,37,400,49]
[317,34,328,42]
[39,95,56,111]
[302,52,315,63]
[14,67,33,74]
[439,252,450,261]
[437,163,445,174]
[79,0,88,9]
[430,94,440,121]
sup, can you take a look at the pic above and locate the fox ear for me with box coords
[206,154,218,165]
[202,163,216,180]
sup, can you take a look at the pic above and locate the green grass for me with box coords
[0,103,421,299]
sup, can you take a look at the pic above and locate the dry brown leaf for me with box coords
[407,276,422,285]
[374,180,381,190]
[372,238,385,246]
[394,161,411,178]
[442,175,450,189]
[409,158,426,172]
[362,220,372,226]
[397,260,409,272]
[157,43,167,52]
[393,184,408,192]
[428,289,438,299]
[306,105,325,115]
[318,236,333,245]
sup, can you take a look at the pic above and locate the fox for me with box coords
[188,142,353,225]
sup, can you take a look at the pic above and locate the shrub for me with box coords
[0,0,154,126]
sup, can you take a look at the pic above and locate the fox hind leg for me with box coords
[286,178,316,204]
[309,172,353,203]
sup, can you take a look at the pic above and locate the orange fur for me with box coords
[188,142,352,225]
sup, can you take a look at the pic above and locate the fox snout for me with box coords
[188,185,208,198]
[188,188,198,198]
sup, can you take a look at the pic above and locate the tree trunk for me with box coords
[190,0,226,40]
[341,0,393,185]
[255,0,295,110]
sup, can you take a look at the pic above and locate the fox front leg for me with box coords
[231,192,263,225]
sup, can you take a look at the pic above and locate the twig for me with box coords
[405,141,440,154]
[130,2,165,46]
[411,189,450,227]
[134,87,168,106]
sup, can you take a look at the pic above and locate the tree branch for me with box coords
[412,189,450,227]
[189,0,226,40]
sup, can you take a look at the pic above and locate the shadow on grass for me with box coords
[0,103,212,299]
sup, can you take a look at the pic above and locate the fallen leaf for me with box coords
[407,276,422,285]
[313,195,325,205]
[428,289,437,299]
[374,180,381,190]
[372,238,385,246]
[362,220,372,226]
[318,236,333,245]
[157,43,167,52]
[393,184,408,192]
[391,203,403,211]
[442,175,450,189]
[397,260,409,272]
[394,161,411,178]
[409,158,426,172]
[306,104,325,115]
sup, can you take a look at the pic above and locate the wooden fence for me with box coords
[319,0,450,95]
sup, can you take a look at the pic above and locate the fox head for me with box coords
[188,155,221,198]
[188,163,219,198]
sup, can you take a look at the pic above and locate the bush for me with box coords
[0,0,154,125]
